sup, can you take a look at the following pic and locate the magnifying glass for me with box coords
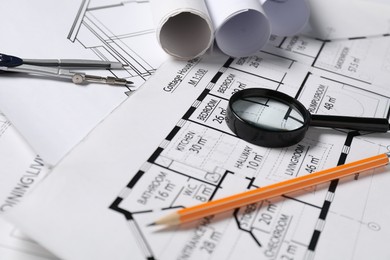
[226,88,390,148]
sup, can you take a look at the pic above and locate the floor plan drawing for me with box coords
[0,0,169,166]
[108,35,390,259]
[68,0,168,92]
[3,2,390,259]
[0,114,56,259]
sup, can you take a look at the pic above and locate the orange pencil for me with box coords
[149,152,390,226]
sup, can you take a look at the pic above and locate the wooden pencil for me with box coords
[149,152,390,226]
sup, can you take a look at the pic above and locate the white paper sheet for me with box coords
[0,113,58,260]
[0,0,168,166]
[260,0,310,36]
[150,0,214,60]
[5,33,390,259]
[151,0,311,59]
[205,0,270,58]
[304,0,390,40]
[2,2,390,259]
[1,0,389,169]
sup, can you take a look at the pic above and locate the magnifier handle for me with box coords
[310,115,389,132]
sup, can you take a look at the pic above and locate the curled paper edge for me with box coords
[215,9,271,58]
[150,0,214,60]
[261,0,310,37]
[205,0,271,58]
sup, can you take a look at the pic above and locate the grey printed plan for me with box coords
[109,34,390,259]
[3,1,390,260]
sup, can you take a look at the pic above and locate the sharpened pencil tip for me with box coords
[147,222,157,227]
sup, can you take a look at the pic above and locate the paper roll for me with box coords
[260,0,310,36]
[150,0,214,60]
[205,0,271,58]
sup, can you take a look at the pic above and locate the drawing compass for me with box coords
[0,53,133,86]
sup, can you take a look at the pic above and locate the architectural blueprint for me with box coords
[5,31,390,260]
[0,0,168,165]
[1,0,388,162]
[1,0,390,259]
[68,0,166,86]
[0,113,57,259]
[0,0,166,258]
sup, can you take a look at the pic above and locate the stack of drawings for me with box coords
[150,0,310,59]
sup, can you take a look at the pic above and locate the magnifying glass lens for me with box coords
[227,88,390,148]
[232,97,305,131]
[226,88,311,147]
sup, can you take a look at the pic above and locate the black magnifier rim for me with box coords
[226,88,311,148]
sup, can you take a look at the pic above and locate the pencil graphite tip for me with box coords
[146,222,157,227]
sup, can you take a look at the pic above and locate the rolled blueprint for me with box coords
[150,0,214,60]
[260,0,310,36]
[205,0,271,58]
